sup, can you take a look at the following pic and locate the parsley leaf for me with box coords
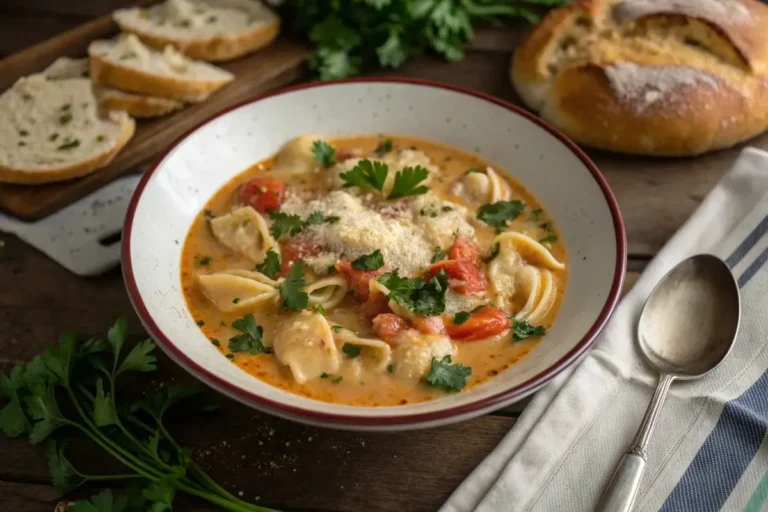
[0,366,30,438]
[453,312,470,325]
[256,248,281,279]
[118,339,157,375]
[530,208,543,221]
[25,384,68,444]
[228,314,266,354]
[269,211,305,239]
[378,268,448,316]
[331,326,343,333]
[332,376,343,384]
[312,140,336,167]
[513,319,547,341]
[483,242,500,263]
[539,235,558,245]
[431,248,446,263]
[93,379,118,427]
[425,356,472,392]
[477,200,525,229]
[387,165,429,199]
[279,261,309,312]
[351,249,384,270]
[339,159,388,192]
[374,138,393,156]
[342,344,362,358]
[46,440,85,494]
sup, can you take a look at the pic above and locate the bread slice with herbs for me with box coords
[0,74,135,184]
[88,34,234,102]
[113,0,280,62]
[45,56,186,118]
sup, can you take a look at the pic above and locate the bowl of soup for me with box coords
[123,79,626,431]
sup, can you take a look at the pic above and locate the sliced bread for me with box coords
[45,57,186,118]
[88,34,234,103]
[0,74,135,184]
[113,0,280,62]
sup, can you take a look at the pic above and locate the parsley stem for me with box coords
[81,473,145,481]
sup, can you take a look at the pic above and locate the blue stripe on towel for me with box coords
[660,239,768,511]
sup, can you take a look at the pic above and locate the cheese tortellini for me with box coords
[198,269,279,312]
[390,330,456,381]
[209,207,277,264]
[453,166,513,204]
[272,311,340,384]
[273,135,319,175]
[305,275,349,311]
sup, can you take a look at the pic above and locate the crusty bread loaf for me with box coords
[0,74,134,184]
[113,0,280,62]
[89,34,234,103]
[45,56,186,118]
[511,0,768,156]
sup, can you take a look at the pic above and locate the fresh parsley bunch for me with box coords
[283,0,570,79]
[0,318,276,512]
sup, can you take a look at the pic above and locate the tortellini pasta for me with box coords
[453,166,513,204]
[488,232,564,312]
[273,135,319,175]
[198,269,279,312]
[305,275,349,311]
[272,311,339,384]
[390,330,456,381]
[333,328,392,374]
[209,207,277,264]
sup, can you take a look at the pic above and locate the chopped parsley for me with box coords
[219,320,227,327]
[425,356,472,392]
[387,165,429,199]
[232,298,240,304]
[242,219,250,227]
[512,319,546,341]
[211,338,220,346]
[203,209,214,219]
[342,344,362,358]
[331,325,343,333]
[228,314,266,354]
[529,208,543,221]
[378,268,449,316]
[196,320,205,327]
[351,249,384,271]
[268,211,305,239]
[95,135,105,142]
[60,104,71,111]
[431,248,446,263]
[442,206,453,212]
[196,256,212,266]
[453,311,470,325]
[340,158,388,192]
[332,376,343,384]
[477,200,525,230]
[306,211,339,225]
[57,139,80,151]
[320,372,330,379]
[387,364,395,373]
[226,354,235,360]
[48,133,59,141]
[374,138,393,156]
[18,130,28,137]
[256,249,281,279]
[17,141,26,147]
[315,304,326,315]
[312,140,336,167]
[278,261,309,312]
[483,242,500,263]
[539,235,558,245]
[59,113,73,125]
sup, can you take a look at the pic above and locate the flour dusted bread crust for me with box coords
[89,34,234,103]
[511,0,768,156]
[45,57,185,118]
[0,73,134,184]
[113,0,280,62]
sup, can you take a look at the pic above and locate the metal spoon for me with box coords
[595,254,741,512]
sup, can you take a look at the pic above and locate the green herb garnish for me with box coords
[196,320,205,327]
[483,242,500,263]
[232,298,240,304]
[512,319,546,341]
[477,200,525,229]
[59,113,73,125]
[339,158,388,192]
[453,312,470,325]
[378,268,448,316]
[228,314,266,354]
[211,338,220,346]
[268,211,305,239]
[320,372,330,379]
[342,344,362,358]
[351,249,384,271]
[196,256,212,266]
[18,130,29,137]
[332,376,343,384]
[425,356,472,392]
[530,208,543,221]
[387,165,429,199]
[431,248,446,263]
[278,261,309,312]
[57,139,80,151]
[256,248,281,279]
[374,138,393,156]
[312,140,336,167]
[331,326,343,333]
[539,235,558,245]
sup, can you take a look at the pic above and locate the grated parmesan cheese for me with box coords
[280,190,434,275]
[444,289,486,315]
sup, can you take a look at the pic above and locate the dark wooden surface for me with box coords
[2,2,768,511]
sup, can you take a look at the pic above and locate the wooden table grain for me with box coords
[1,3,767,511]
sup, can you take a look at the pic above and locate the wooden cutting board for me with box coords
[0,5,310,221]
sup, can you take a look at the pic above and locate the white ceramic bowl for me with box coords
[123,79,626,431]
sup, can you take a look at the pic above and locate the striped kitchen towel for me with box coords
[441,147,768,512]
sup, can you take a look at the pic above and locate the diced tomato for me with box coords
[372,314,410,342]
[280,237,323,275]
[363,291,391,318]
[238,177,285,213]
[337,148,362,161]
[412,315,447,335]
[335,261,383,302]
[449,236,481,266]
[444,306,511,341]
[428,259,487,295]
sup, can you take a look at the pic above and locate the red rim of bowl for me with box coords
[122,77,627,428]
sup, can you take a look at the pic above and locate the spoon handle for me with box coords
[595,373,675,512]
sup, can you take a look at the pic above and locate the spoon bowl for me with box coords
[638,254,741,379]
[596,254,740,512]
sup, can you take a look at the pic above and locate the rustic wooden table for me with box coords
[2,3,767,511]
